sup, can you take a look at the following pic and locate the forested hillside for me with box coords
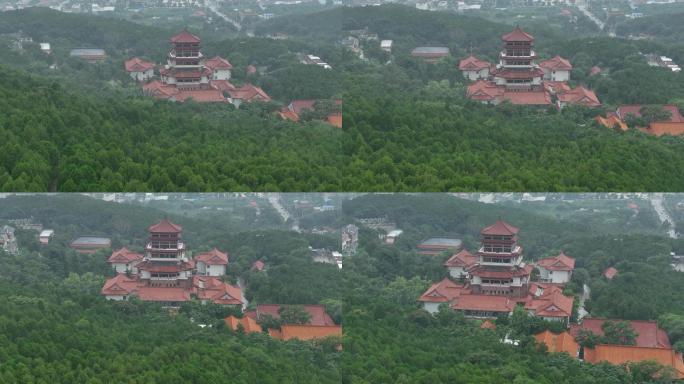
[337,194,684,382]
[0,195,343,383]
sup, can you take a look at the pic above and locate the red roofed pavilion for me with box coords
[170,30,201,43]
[502,26,534,42]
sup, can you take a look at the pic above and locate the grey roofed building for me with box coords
[417,237,463,255]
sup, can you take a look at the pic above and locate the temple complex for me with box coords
[101,219,242,308]
[419,220,575,323]
[125,31,270,106]
[459,27,600,108]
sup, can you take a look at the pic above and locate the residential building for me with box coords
[39,229,54,245]
[70,236,111,254]
[204,56,233,80]
[124,57,155,82]
[539,55,572,81]
[411,47,450,63]
[444,248,478,278]
[417,237,463,255]
[0,225,18,254]
[107,247,144,273]
[536,252,576,284]
[195,248,229,276]
[70,48,106,62]
[380,39,393,53]
[458,54,491,81]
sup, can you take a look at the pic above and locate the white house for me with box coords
[443,249,477,278]
[539,55,572,82]
[418,278,464,314]
[39,229,54,245]
[124,57,155,82]
[194,248,229,276]
[458,55,492,81]
[107,247,144,274]
[205,56,233,80]
[535,252,575,284]
[380,39,393,53]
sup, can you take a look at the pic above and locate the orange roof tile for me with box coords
[327,113,342,128]
[271,324,342,341]
[170,30,201,43]
[125,57,155,72]
[194,248,229,265]
[480,319,497,329]
[595,114,628,131]
[584,344,684,379]
[502,26,534,42]
[148,219,182,233]
[642,122,684,137]
[225,315,262,333]
[570,318,671,349]
[557,86,601,107]
[535,330,579,357]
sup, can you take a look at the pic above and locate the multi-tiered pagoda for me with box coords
[460,27,600,108]
[468,220,532,297]
[101,219,242,308]
[160,31,212,90]
[419,220,575,323]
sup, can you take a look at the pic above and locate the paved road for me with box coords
[268,195,290,222]
[578,5,605,31]
[208,2,242,31]
[578,283,591,320]
[651,193,678,238]
[237,277,248,311]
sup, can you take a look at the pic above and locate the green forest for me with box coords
[2,7,684,190]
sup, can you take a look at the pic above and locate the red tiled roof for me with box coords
[502,26,534,42]
[101,273,139,296]
[271,324,342,341]
[642,122,684,137]
[254,304,334,326]
[570,318,672,349]
[590,66,602,76]
[481,220,519,236]
[451,294,515,313]
[604,267,618,280]
[193,275,243,305]
[288,99,317,114]
[535,330,579,356]
[540,55,572,71]
[537,251,575,271]
[584,345,684,378]
[418,278,466,303]
[228,83,271,102]
[125,57,155,72]
[246,65,257,74]
[205,56,233,70]
[194,248,229,265]
[143,80,179,98]
[107,247,143,264]
[137,287,190,302]
[176,89,226,103]
[444,249,478,268]
[543,80,571,95]
[503,90,552,105]
[525,285,573,318]
[480,319,497,329]
[170,30,201,43]
[149,219,182,233]
[225,315,262,333]
[557,86,601,107]
[459,55,491,71]
[467,80,504,101]
[616,105,684,123]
